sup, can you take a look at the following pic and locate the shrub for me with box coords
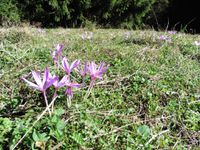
[16,0,156,28]
[86,0,156,28]
[145,0,170,29]
[17,0,85,27]
[0,0,20,26]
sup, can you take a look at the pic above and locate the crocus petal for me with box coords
[89,62,96,74]
[81,62,88,77]
[57,81,66,88]
[65,87,73,97]
[62,57,70,74]
[32,71,42,86]
[44,71,57,89]
[42,68,50,86]
[70,60,80,70]
[60,75,69,83]
[88,62,92,73]
[76,62,88,77]
[56,44,64,53]
[84,62,88,72]
[93,72,103,79]
[71,83,81,88]
[91,62,96,73]
[52,51,56,58]
[48,72,53,79]
[22,78,40,91]
[98,62,105,71]
[100,65,109,74]
[44,76,58,90]
[52,44,64,64]
[57,75,68,88]
[53,79,59,88]
[50,73,59,88]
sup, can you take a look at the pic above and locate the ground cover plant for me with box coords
[0,27,200,149]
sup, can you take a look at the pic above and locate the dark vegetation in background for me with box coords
[0,0,20,26]
[16,0,155,28]
[148,0,200,33]
[0,0,200,33]
[165,0,200,33]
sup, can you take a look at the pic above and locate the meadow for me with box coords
[0,27,200,149]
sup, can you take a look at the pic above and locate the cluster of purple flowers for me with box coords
[158,35,171,42]
[22,44,109,114]
[52,44,64,65]
[158,30,178,42]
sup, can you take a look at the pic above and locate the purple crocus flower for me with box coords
[159,35,170,41]
[64,77,81,98]
[158,35,172,43]
[49,74,68,90]
[88,62,109,81]
[22,68,58,92]
[52,44,64,65]
[62,57,80,75]
[76,61,88,80]
[22,68,58,116]
[48,74,69,111]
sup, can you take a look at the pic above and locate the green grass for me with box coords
[0,27,200,149]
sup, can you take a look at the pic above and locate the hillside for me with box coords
[0,27,200,149]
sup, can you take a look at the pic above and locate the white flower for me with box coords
[124,32,131,39]
[81,31,93,40]
[194,41,200,46]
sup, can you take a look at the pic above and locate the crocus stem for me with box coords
[67,96,72,107]
[84,80,95,100]
[51,91,57,113]
[43,91,51,116]
[12,96,58,150]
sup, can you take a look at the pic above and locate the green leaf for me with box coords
[51,115,58,123]
[56,120,65,130]
[137,125,151,139]
[70,132,84,145]
[32,130,39,141]
[32,130,49,142]
[39,133,49,142]
[54,108,65,116]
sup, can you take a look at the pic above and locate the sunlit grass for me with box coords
[0,27,200,149]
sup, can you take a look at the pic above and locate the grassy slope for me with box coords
[0,27,200,149]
